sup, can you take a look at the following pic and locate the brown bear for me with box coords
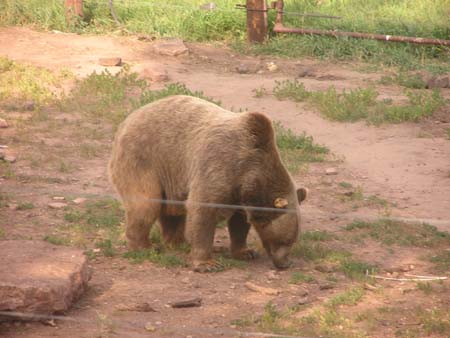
[108,95,307,272]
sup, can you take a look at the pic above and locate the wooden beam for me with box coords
[246,0,268,43]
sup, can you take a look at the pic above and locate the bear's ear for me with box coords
[245,112,275,149]
[297,187,308,204]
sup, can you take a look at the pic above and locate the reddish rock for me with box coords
[99,57,122,67]
[0,240,91,315]
[0,118,8,128]
[427,75,450,89]
[142,67,169,82]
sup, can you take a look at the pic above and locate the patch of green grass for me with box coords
[344,219,450,248]
[311,86,379,122]
[274,122,329,173]
[0,56,62,108]
[43,235,69,246]
[0,227,5,238]
[62,66,146,124]
[95,239,116,257]
[216,256,247,270]
[416,282,433,294]
[327,287,364,308]
[273,79,310,102]
[271,80,445,125]
[64,199,123,228]
[63,67,220,127]
[293,230,376,280]
[0,162,15,179]
[289,271,316,284]
[339,181,353,189]
[302,230,336,242]
[252,86,268,98]
[379,71,427,89]
[429,251,450,272]
[16,202,34,210]
[340,261,375,280]
[446,128,450,140]
[420,308,450,336]
[123,248,186,267]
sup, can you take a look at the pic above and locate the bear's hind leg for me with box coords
[124,192,161,250]
[228,212,258,260]
[159,214,186,246]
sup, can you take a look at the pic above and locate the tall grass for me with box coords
[0,0,449,71]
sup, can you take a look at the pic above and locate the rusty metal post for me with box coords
[65,0,83,18]
[246,0,268,43]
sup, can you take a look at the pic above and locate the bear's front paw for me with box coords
[232,248,259,261]
[192,260,225,273]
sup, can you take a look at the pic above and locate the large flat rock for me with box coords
[0,240,91,315]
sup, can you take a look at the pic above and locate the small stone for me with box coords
[297,297,309,305]
[73,198,87,205]
[319,283,335,290]
[48,202,68,209]
[144,322,156,332]
[142,67,169,82]
[3,155,16,163]
[265,270,280,280]
[152,39,188,56]
[200,2,216,10]
[236,63,250,74]
[52,196,65,201]
[325,168,338,175]
[98,57,122,67]
[298,68,315,78]
[0,118,9,128]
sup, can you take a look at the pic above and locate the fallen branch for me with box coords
[245,281,280,295]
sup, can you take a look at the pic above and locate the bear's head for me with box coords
[251,187,307,269]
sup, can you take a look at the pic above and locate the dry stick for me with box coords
[368,275,447,282]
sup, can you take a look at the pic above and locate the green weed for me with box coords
[43,235,69,246]
[272,80,445,125]
[446,128,450,140]
[273,79,310,102]
[327,287,364,308]
[290,271,316,284]
[379,71,427,89]
[339,182,353,189]
[0,56,61,107]
[95,239,116,257]
[416,282,433,294]
[123,248,186,267]
[0,227,5,238]
[344,219,450,247]
[274,122,329,173]
[252,86,268,98]
[429,251,450,272]
[16,202,34,210]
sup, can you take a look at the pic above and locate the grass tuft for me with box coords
[344,219,450,247]
[123,248,186,267]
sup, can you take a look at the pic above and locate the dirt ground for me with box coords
[0,27,449,338]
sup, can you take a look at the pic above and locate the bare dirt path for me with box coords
[1,27,449,224]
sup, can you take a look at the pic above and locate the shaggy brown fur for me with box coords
[108,95,306,271]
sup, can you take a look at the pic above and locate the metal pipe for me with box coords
[273,24,450,47]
